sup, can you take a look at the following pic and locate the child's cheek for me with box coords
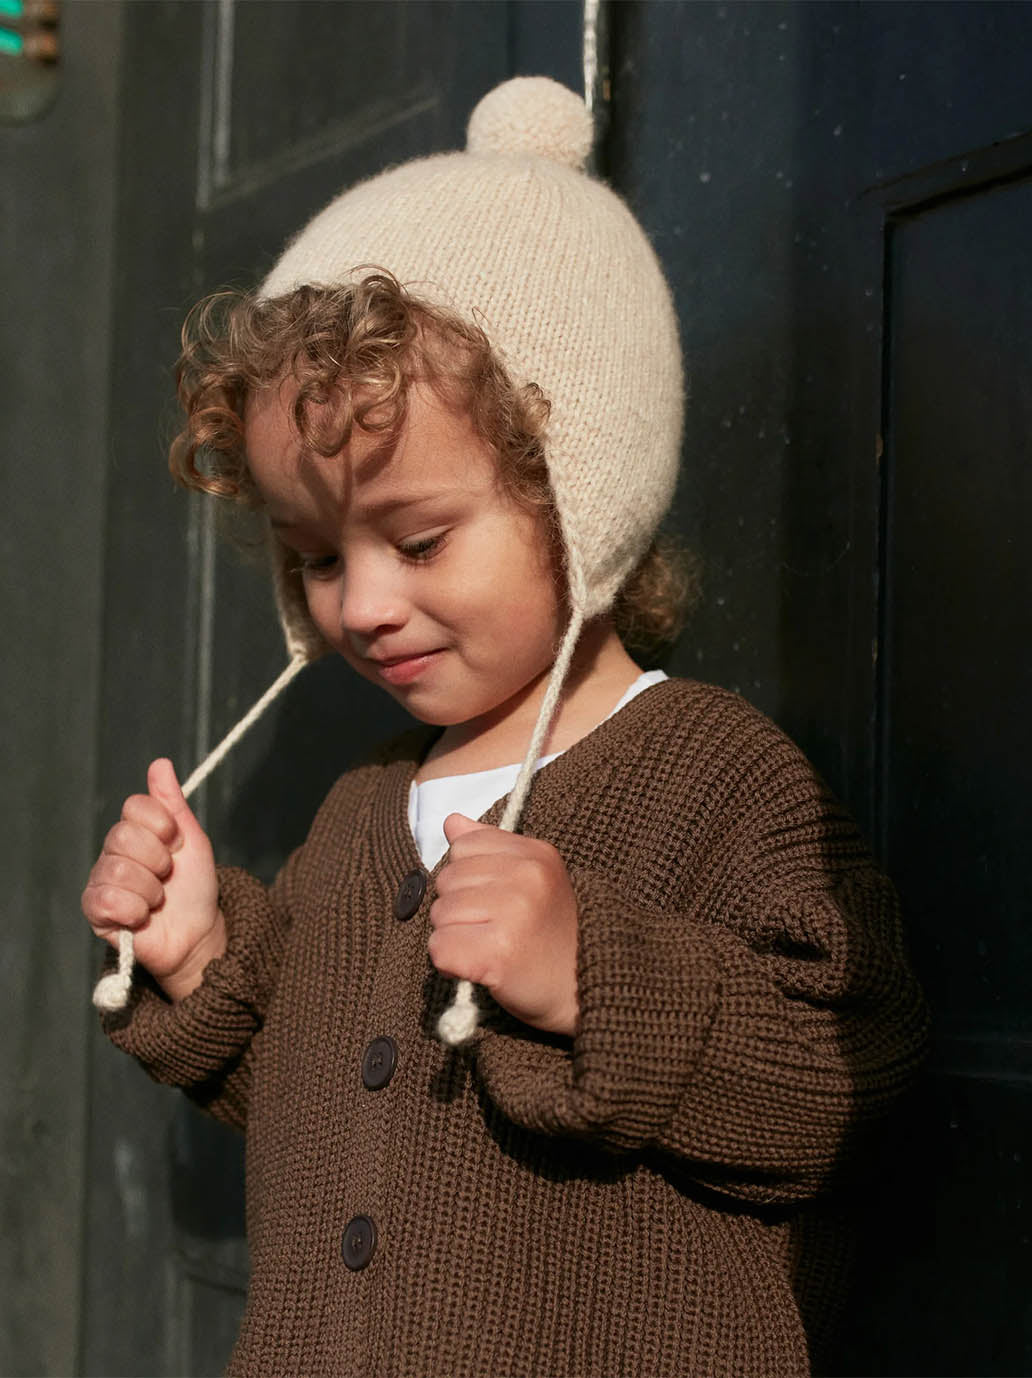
[305,581,343,648]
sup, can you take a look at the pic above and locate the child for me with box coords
[83,78,927,1377]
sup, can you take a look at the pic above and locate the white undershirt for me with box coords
[407,669,668,870]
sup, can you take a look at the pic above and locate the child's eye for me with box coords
[398,533,445,563]
[293,553,339,579]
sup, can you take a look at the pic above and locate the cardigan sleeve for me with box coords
[473,726,929,1206]
[99,855,300,1131]
[96,730,425,1131]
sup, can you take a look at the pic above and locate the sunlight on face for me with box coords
[245,380,564,731]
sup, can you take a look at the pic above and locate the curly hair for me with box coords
[170,270,696,656]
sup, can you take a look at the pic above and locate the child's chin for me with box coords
[395,697,471,728]
[386,684,491,729]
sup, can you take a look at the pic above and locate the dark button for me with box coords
[361,1036,398,1091]
[393,868,427,921]
[341,1214,377,1271]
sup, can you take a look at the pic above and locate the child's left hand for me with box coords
[429,813,580,1037]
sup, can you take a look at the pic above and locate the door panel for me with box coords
[885,176,1032,1039]
[867,165,1032,1376]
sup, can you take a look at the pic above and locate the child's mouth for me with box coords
[371,650,445,686]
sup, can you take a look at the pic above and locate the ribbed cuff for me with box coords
[474,868,722,1150]
[101,866,280,1089]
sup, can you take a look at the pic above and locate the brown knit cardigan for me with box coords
[103,678,927,1377]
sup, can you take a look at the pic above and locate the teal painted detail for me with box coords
[0,27,24,55]
[0,0,24,19]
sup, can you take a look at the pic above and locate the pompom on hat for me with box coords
[94,77,685,1041]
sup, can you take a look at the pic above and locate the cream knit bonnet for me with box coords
[94,76,684,1042]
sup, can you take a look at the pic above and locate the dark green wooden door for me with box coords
[3,3,1028,1375]
[607,4,1032,1373]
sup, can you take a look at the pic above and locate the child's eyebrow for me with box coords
[356,490,461,519]
[267,491,461,530]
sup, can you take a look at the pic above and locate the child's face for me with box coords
[245,379,564,729]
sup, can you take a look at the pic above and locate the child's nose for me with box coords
[337,564,407,639]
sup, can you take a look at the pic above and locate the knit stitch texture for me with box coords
[102,679,928,1377]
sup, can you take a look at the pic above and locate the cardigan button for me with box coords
[393,868,427,920]
[341,1214,377,1271]
[361,1036,398,1091]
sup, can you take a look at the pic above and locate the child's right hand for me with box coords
[81,758,225,1002]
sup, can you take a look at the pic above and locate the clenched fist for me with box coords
[81,758,225,1002]
[429,813,580,1037]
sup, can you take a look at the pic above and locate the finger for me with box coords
[103,819,173,878]
[433,861,542,915]
[433,853,502,893]
[90,853,165,910]
[428,922,504,988]
[429,892,494,931]
[80,906,133,952]
[121,792,179,847]
[436,850,546,909]
[81,881,151,931]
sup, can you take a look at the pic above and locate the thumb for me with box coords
[443,812,490,845]
[147,758,203,841]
